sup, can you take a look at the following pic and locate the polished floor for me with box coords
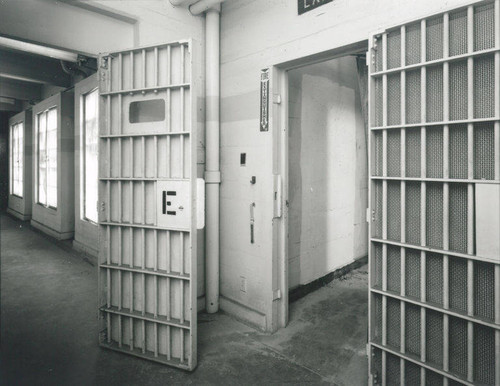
[0,213,368,385]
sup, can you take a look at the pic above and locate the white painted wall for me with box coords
[287,56,367,289]
[0,0,204,55]
[220,0,473,331]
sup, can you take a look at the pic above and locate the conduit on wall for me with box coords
[170,0,224,313]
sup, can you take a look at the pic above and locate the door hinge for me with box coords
[273,94,282,105]
[273,289,282,301]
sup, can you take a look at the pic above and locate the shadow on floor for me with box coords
[0,214,368,385]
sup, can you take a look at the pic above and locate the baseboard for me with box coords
[289,255,368,303]
[220,295,267,331]
[7,208,31,221]
[72,239,98,263]
[30,219,74,241]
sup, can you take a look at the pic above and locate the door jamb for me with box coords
[270,40,369,331]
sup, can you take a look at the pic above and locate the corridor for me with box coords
[0,213,368,385]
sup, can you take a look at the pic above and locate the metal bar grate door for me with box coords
[368,1,500,384]
[97,41,198,370]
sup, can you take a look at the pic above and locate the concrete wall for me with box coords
[219,0,473,330]
[7,110,33,221]
[287,56,367,289]
[31,91,75,240]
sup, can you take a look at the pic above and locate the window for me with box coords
[82,89,98,223]
[37,107,57,208]
[10,122,23,197]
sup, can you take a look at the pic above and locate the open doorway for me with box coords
[285,54,369,301]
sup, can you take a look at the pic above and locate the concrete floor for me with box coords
[0,213,368,385]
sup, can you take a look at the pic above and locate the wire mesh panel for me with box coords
[97,41,199,371]
[369,1,500,384]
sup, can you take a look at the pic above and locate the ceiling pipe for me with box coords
[189,0,224,16]
[169,0,199,6]
[0,36,79,62]
[204,6,221,314]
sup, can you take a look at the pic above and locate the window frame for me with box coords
[9,121,24,198]
[81,87,99,224]
[36,106,58,209]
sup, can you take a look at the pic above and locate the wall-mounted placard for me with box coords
[260,68,269,132]
[298,0,333,15]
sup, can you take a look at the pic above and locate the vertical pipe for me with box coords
[205,8,221,313]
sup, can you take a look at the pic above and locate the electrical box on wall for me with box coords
[156,180,191,230]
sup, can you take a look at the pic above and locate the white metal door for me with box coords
[97,41,198,370]
[368,1,500,384]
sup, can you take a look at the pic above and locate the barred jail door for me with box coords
[97,41,200,370]
[368,1,500,385]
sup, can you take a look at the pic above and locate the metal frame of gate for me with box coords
[97,40,198,370]
[368,1,500,384]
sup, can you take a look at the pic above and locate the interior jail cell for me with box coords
[369,1,500,385]
[73,74,99,257]
[30,90,75,240]
[287,56,368,290]
[97,41,200,370]
[7,110,32,221]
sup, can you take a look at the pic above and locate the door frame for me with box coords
[270,40,369,329]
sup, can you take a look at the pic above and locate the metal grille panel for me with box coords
[406,23,421,65]
[386,353,401,386]
[405,249,421,299]
[369,3,500,384]
[449,9,468,57]
[448,184,468,255]
[387,74,401,125]
[449,124,468,179]
[387,182,401,241]
[405,303,421,358]
[426,253,443,306]
[426,126,443,178]
[405,360,422,385]
[474,122,495,180]
[406,129,421,177]
[449,316,468,378]
[449,61,468,121]
[406,71,421,124]
[473,324,496,384]
[387,245,401,292]
[474,55,495,119]
[426,309,443,367]
[387,29,401,70]
[449,256,468,313]
[426,16,444,61]
[426,369,444,385]
[426,66,444,123]
[426,183,443,249]
[474,261,495,321]
[373,242,383,289]
[405,182,421,244]
[474,2,495,52]
[387,130,401,177]
[387,298,401,349]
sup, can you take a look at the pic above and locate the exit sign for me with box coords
[298,0,333,15]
